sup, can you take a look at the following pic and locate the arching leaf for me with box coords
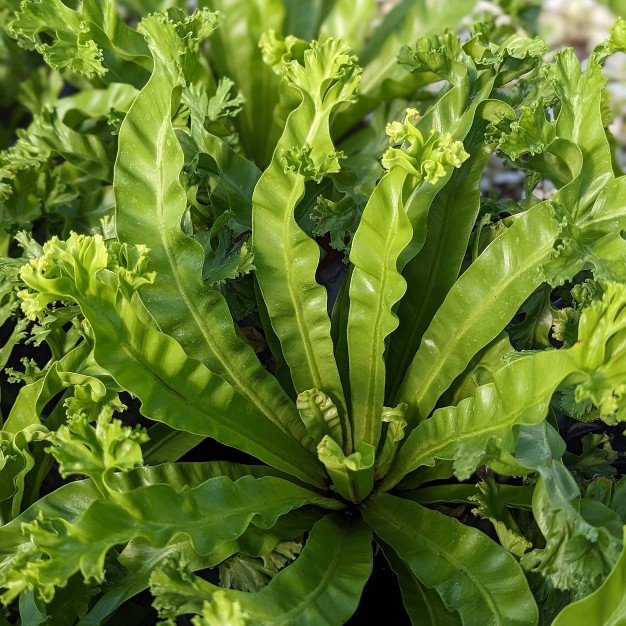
[362,493,538,626]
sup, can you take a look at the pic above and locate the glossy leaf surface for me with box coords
[362,493,538,626]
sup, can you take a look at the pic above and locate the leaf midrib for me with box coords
[371,501,504,624]
[152,105,292,438]
[404,233,555,418]
[350,179,405,445]
[265,519,348,624]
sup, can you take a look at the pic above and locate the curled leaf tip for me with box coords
[193,593,249,626]
[317,435,375,502]
[382,108,469,184]
[297,388,342,444]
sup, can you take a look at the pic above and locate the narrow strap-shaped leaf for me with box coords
[252,39,360,448]
[387,129,493,402]
[19,235,326,486]
[319,0,377,54]
[2,460,307,613]
[1,461,314,624]
[397,122,623,423]
[86,296,327,486]
[198,0,285,165]
[150,514,373,625]
[396,199,566,422]
[346,167,412,447]
[254,278,297,400]
[333,0,476,135]
[551,526,626,626]
[114,12,308,446]
[382,32,510,400]
[385,33,546,402]
[54,82,138,119]
[586,176,626,230]
[383,346,580,490]
[1,460,297,547]
[80,509,322,626]
[281,0,335,41]
[330,265,352,403]
[386,282,626,489]
[362,493,538,626]
[0,475,339,605]
[141,423,206,464]
[404,484,534,508]
[381,542,462,626]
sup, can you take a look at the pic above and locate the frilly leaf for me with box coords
[17,233,153,321]
[260,540,302,573]
[559,386,594,421]
[281,38,361,112]
[382,108,469,184]
[0,426,49,524]
[397,31,471,85]
[202,241,255,288]
[552,525,626,626]
[470,477,532,557]
[576,282,626,370]
[151,515,371,626]
[19,233,109,305]
[48,410,147,494]
[592,17,626,63]
[192,593,250,626]
[218,540,301,592]
[206,77,245,123]
[279,143,345,183]
[311,195,362,255]
[8,0,105,77]
[496,99,555,160]
[541,203,626,286]
[516,424,622,598]
[138,8,218,80]
[575,380,626,426]
[273,37,360,182]
[0,475,337,605]
[63,380,124,422]
[399,27,545,90]
[565,434,617,479]
[465,31,546,68]
[218,556,274,593]
[552,308,580,347]
[259,30,308,75]
[107,241,156,300]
